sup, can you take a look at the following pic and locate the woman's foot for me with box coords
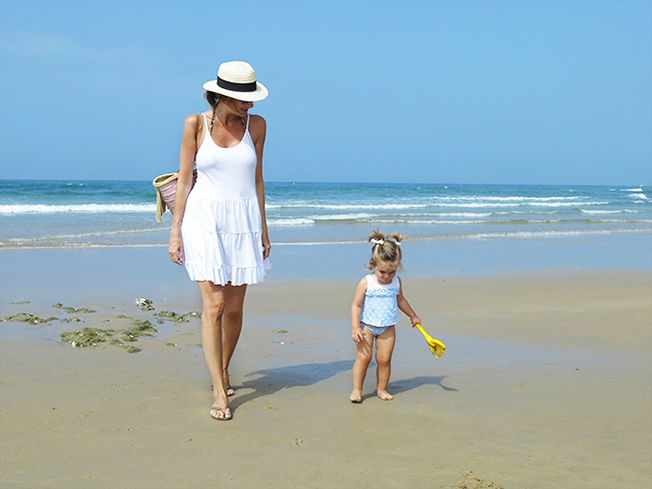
[211,384,235,396]
[350,390,362,403]
[211,386,231,420]
[377,390,394,401]
[210,404,232,420]
[224,370,235,396]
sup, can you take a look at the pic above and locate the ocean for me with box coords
[0,180,650,249]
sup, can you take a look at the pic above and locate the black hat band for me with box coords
[217,77,257,93]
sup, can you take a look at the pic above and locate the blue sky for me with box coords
[0,0,650,185]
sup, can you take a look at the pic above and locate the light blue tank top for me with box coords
[360,274,400,327]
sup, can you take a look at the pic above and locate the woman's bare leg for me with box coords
[350,329,374,402]
[221,284,247,395]
[197,281,231,419]
[375,326,396,401]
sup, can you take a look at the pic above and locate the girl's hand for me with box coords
[169,233,184,266]
[410,316,421,328]
[352,327,365,343]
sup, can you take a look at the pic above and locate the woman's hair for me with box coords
[205,91,238,108]
[365,229,404,270]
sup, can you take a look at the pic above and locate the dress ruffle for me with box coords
[365,287,400,297]
[181,194,269,286]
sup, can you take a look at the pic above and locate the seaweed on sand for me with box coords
[61,319,158,353]
[1,313,58,325]
[52,304,96,314]
[153,311,201,323]
[61,327,113,347]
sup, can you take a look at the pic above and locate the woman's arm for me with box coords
[351,278,367,342]
[168,114,199,265]
[397,277,421,326]
[250,114,271,259]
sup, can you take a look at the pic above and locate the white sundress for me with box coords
[180,113,270,286]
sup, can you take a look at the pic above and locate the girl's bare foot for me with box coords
[377,390,394,401]
[350,390,362,403]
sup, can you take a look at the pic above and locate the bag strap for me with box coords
[195,113,204,149]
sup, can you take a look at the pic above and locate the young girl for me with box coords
[350,230,421,402]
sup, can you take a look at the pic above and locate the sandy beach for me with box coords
[1,246,651,488]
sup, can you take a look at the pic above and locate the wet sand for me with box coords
[0,247,651,488]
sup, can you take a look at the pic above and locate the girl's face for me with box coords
[373,260,398,285]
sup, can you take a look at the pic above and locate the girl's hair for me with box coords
[365,229,404,270]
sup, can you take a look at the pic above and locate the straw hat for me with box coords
[202,61,268,102]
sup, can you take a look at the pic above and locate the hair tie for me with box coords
[392,240,401,246]
[370,238,384,246]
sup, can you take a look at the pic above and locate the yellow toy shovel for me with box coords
[415,324,446,359]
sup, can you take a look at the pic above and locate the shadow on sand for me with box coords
[389,375,458,394]
[229,359,353,409]
[229,360,457,409]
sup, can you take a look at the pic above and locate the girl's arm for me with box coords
[168,114,199,266]
[397,277,421,327]
[250,115,271,259]
[350,278,367,342]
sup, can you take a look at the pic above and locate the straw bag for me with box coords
[153,114,203,222]
[153,170,197,222]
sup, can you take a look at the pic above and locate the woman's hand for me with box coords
[262,232,271,260]
[169,231,184,265]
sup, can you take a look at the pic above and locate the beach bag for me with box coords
[153,114,203,222]
[153,171,196,222]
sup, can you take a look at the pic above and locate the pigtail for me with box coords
[368,229,386,246]
[365,229,404,270]
[387,232,404,245]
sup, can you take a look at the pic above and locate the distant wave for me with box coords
[580,209,639,215]
[264,215,652,227]
[267,218,315,226]
[266,200,609,210]
[465,228,651,240]
[0,227,168,247]
[436,195,582,202]
[0,203,155,215]
[2,228,649,249]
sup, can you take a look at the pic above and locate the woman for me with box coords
[168,61,271,421]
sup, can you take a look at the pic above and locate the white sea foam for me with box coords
[267,218,315,226]
[0,227,168,245]
[266,199,609,211]
[0,203,155,215]
[465,228,649,239]
[580,209,639,215]
[309,213,374,221]
[266,203,430,210]
[369,219,490,225]
[436,195,581,202]
[435,212,492,218]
